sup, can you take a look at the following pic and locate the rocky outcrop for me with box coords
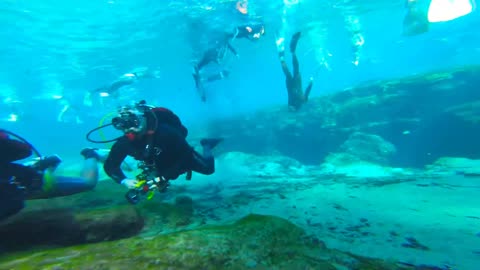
[0,214,425,270]
[201,66,480,168]
[339,132,396,165]
[0,205,144,252]
[425,157,480,177]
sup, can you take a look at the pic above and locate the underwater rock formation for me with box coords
[203,66,480,168]
[425,157,480,177]
[139,195,196,233]
[218,151,307,179]
[0,214,422,270]
[339,132,396,165]
[0,205,143,252]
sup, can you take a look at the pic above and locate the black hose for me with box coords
[85,124,122,144]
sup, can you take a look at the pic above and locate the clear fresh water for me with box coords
[0,0,479,269]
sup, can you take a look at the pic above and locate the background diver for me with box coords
[84,68,161,107]
[89,101,223,191]
[403,0,429,36]
[192,22,266,102]
[0,130,100,221]
[276,31,313,111]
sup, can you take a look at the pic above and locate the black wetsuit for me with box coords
[280,32,313,111]
[93,76,136,96]
[192,23,265,102]
[104,108,215,182]
[233,23,265,40]
[0,134,40,220]
[195,38,238,72]
[195,23,264,73]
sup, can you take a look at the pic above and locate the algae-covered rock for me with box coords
[340,132,396,165]
[0,205,143,252]
[139,195,196,233]
[0,214,414,270]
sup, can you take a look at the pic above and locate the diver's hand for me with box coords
[121,179,139,189]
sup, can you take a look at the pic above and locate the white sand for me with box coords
[178,153,480,270]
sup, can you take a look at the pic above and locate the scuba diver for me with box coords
[94,100,222,192]
[57,94,86,124]
[0,97,23,123]
[0,130,99,221]
[84,68,161,107]
[192,34,236,102]
[276,32,313,111]
[403,0,429,36]
[192,23,266,102]
[233,23,266,41]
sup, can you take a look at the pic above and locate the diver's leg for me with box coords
[290,32,301,76]
[304,79,313,101]
[28,156,99,199]
[292,54,300,77]
[196,48,217,72]
[189,150,214,175]
[290,32,301,53]
[187,138,223,175]
[281,60,293,80]
[57,104,70,122]
[192,72,207,102]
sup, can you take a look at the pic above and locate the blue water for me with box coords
[0,0,479,154]
[2,2,480,269]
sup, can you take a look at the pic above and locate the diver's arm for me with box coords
[103,138,129,183]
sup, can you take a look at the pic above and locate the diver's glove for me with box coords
[121,179,139,189]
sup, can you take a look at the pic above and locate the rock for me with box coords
[0,214,418,270]
[218,151,307,178]
[319,152,414,179]
[339,132,396,165]
[401,237,430,251]
[139,196,196,230]
[425,157,480,177]
[0,205,143,252]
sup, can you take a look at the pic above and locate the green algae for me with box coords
[0,214,412,270]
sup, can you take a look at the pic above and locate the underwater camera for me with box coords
[125,162,170,204]
[125,177,170,204]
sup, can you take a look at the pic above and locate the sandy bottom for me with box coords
[55,151,480,269]
[174,153,480,270]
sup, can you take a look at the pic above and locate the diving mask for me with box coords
[112,107,145,133]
